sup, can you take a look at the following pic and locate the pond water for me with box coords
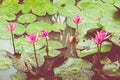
[0,40,17,80]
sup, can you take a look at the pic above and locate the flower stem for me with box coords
[75,24,79,36]
[33,44,39,67]
[46,38,49,56]
[11,31,16,54]
[97,44,101,61]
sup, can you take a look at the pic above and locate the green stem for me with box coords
[76,24,78,36]
[97,44,101,61]
[33,44,39,67]
[11,31,16,54]
[46,38,49,56]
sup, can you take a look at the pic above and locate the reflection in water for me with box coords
[0,66,17,80]
[0,40,16,80]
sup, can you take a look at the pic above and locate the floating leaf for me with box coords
[13,53,44,72]
[55,58,94,80]
[14,23,25,35]
[18,14,36,23]
[53,0,75,7]
[109,35,120,47]
[26,21,53,34]
[14,37,32,53]
[32,5,46,16]
[52,23,66,32]
[103,0,117,4]
[21,3,31,13]
[47,4,58,15]
[0,21,11,39]
[38,40,63,57]
[77,0,93,9]
[4,12,16,21]
[76,37,112,58]
[100,57,111,64]
[103,62,120,77]
[0,52,12,70]
[58,4,80,17]
[8,4,21,14]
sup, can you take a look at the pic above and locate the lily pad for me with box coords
[0,52,12,70]
[21,3,32,13]
[4,12,16,21]
[13,53,44,72]
[102,62,120,77]
[52,23,66,32]
[58,4,80,17]
[14,23,25,35]
[54,58,94,80]
[32,6,46,16]
[18,14,36,23]
[100,57,111,64]
[26,21,53,34]
[38,40,63,57]
[47,4,58,15]
[8,4,21,14]
[53,0,75,7]
[76,37,112,58]
[77,0,93,9]
[0,21,11,39]
[109,35,120,47]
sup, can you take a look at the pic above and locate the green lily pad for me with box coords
[47,4,58,15]
[52,23,66,32]
[4,12,16,21]
[100,19,120,47]
[100,57,111,64]
[18,14,36,23]
[110,35,120,47]
[26,21,52,34]
[77,0,93,9]
[0,21,11,39]
[78,22,99,38]
[54,58,94,80]
[103,0,117,4]
[54,0,75,7]
[0,52,12,70]
[38,40,63,57]
[14,37,32,54]
[13,53,44,71]
[76,37,112,58]
[32,6,46,16]
[102,62,120,77]
[14,23,25,35]
[58,4,80,17]
[21,3,32,13]
[8,4,21,14]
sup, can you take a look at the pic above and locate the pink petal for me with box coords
[73,15,83,24]
[7,23,15,31]
[26,33,38,44]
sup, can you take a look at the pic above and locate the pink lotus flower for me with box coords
[7,23,15,31]
[40,30,49,39]
[93,30,110,44]
[26,33,38,44]
[73,15,83,25]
